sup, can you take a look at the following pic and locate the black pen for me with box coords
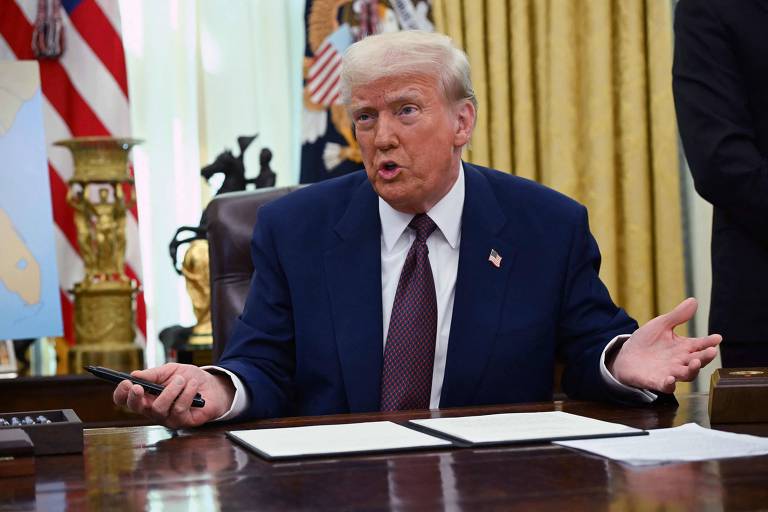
[85,365,206,408]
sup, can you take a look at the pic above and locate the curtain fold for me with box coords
[434,0,685,327]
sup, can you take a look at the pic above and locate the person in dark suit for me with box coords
[115,31,720,428]
[672,0,768,368]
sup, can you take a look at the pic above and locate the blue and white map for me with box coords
[0,61,62,339]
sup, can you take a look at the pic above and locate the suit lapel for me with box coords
[440,164,517,407]
[324,180,384,412]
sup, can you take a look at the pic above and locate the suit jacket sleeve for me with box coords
[557,206,640,403]
[672,0,768,247]
[216,204,296,419]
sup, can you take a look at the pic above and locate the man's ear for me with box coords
[453,100,476,147]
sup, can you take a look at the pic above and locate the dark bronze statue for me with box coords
[200,135,258,195]
[170,134,275,274]
[254,148,276,188]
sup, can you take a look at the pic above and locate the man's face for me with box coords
[349,74,474,213]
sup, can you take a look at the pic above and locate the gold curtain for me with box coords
[434,0,686,326]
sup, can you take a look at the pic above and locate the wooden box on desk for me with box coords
[709,368,768,423]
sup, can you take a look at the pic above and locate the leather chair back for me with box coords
[207,186,301,361]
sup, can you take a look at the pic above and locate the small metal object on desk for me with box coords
[1,415,54,427]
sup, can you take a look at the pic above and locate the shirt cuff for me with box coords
[600,335,658,403]
[201,365,249,421]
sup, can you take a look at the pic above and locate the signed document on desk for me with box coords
[227,421,452,460]
[409,411,645,445]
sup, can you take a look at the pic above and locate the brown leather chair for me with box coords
[206,186,301,361]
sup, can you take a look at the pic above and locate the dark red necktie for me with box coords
[380,214,438,411]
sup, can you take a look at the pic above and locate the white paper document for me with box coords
[555,423,768,466]
[227,421,452,460]
[409,411,643,445]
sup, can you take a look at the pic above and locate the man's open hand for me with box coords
[609,298,721,393]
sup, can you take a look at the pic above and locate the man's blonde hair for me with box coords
[340,30,477,111]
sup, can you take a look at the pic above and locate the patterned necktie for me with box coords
[380,214,438,411]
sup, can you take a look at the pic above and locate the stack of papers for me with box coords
[409,411,644,445]
[555,423,768,466]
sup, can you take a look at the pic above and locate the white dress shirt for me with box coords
[211,163,654,420]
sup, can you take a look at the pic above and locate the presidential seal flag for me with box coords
[300,0,433,183]
[0,0,146,348]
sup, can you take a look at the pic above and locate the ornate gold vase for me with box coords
[55,137,143,373]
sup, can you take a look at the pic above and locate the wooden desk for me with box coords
[3,393,767,510]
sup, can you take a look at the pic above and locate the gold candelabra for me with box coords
[55,136,143,373]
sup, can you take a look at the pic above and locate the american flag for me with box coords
[0,0,146,348]
[488,249,502,268]
[306,24,353,107]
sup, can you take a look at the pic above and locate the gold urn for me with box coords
[54,137,144,373]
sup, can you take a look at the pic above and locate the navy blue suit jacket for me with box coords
[218,163,638,420]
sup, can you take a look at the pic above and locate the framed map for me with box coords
[0,61,62,339]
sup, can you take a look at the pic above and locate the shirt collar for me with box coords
[379,162,465,251]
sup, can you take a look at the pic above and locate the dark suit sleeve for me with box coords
[557,207,640,403]
[673,0,768,246]
[216,205,296,419]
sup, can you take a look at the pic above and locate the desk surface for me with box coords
[3,393,767,511]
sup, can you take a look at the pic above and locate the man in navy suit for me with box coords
[115,31,721,428]
[673,0,768,367]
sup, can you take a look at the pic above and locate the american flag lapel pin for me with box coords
[488,249,502,268]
